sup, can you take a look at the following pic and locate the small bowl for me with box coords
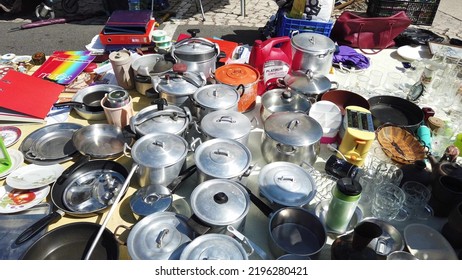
[321,89,370,115]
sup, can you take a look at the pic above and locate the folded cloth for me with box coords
[333,46,370,70]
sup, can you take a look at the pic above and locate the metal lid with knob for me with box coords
[200,110,251,141]
[192,84,240,110]
[179,233,249,260]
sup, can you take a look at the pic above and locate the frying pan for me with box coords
[368,95,424,132]
[21,222,119,260]
[54,90,106,112]
[14,158,129,245]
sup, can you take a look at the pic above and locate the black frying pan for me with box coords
[21,222,119,260]
[54,90,106,112]
[368,95,424,132]
[14,158,129,245]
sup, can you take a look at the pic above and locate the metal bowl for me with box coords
[72,84,125,121]
[72,124,133,159]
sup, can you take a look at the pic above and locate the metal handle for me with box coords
[217,116,236,123]
[276,143,297,155]
[286,119,300,131]
[156,229,170,248]
[214,149,230,157]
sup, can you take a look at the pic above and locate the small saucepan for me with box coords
[54,90,106,112]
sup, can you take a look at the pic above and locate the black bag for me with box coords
[394,27,445,47]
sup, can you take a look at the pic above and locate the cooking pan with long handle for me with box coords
[368,95,424,132]
[14,157,129,245]
[21,222,119,260]
[53,90,106,112]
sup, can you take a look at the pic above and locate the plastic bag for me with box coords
[394,27,445,47]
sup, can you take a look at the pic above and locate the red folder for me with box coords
[99,19,156,45]
[0,70,64,122]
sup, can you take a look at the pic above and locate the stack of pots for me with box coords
[131,53,173,96]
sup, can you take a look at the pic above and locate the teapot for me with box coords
[427,145,462,183]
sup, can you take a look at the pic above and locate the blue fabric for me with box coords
[333,46,370,70]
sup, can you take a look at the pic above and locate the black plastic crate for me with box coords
[367,0,440,25]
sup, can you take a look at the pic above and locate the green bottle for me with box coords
[325,178,362,233]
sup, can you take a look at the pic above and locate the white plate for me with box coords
[404,223,458,260]
[0,126,22,147]
[12,55,32,64]
[397,45,425,61]
[0,184,50,214]
[6,164,64,190]
[0,149,24,179]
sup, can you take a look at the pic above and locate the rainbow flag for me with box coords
[32,51,96,85]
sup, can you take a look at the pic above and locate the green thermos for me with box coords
[325,178,362,233]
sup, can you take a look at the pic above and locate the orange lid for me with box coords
[215,64,259,85]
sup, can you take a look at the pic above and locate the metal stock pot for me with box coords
[261,111,323,165]
[291,32,336,75]
[191,84,241,120]
[260,88,312,122]
[198,110,253,145]
[127,132,189,187]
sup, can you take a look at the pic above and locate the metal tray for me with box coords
[19,122,83,165]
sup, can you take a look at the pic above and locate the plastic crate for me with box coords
[277,12,334,37]
[366,0,440,26]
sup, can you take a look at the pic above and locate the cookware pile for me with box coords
[3,31,459,261]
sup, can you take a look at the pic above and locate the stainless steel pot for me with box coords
[193,138,253,182]
[291,32,336,75]
[152,71,206,108]
[281,69,338,101]
[125,211,195,260]
[258,161,317,208]
[198,110,254,146]
[261,111,323,165]
[171,37,220,78]
[129,99,192,138]
[189,179,250,234]
[191,84,241,120]
[180,232,250,260]
[260,88,312,122]
[71,84,124,121]
[127,132,189,187]
[131,54,173,95]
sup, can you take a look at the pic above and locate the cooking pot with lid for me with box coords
[131,53,174,95]
[291,32,336,75]
[280,69,338,101]
[198,110,254,145]
[260,88,312,122]
[171,37,220,78]
[191,84,241,121]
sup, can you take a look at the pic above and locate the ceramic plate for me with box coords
[0,126,21,147]
[6,164,64,190]
[404,223,458,260]
[0,149,24,179]
[0,184,50,214]
[397,45,425,61]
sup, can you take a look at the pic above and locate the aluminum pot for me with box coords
[126,132,189,187]
[152,70,206,108]
[191,84,241,120]
[261,111,323,165]
[258,161,317,208]
[125,211,196,260]
[260,88,312,122]
[171,37,220,78]
[188,179,250,234]
[131,53,173,95]
[129,98,192,138]
[193,138,253,183]
[291,32,336,75]
[198,110,254,146]
[281,69,338,101]
[180,233,251,260]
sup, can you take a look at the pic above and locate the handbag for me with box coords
[330,11,412,54]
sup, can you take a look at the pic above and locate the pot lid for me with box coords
[214,64,259,86]
[127,212,195,260]
[156,72,203,96]
[180,233,248,260]
[291,32,336,54]
[200,110,251,140]
[131,132,188,168]
[264,112,323,146]
[131,105,189,136]
[258,162,317,207]
[284,70,332,95]
[261,88,312,112]
[173,38,218,59]
[194,138,252,178]
[190,179,250,226]
[193,84,239,110]
[130,184,172,216]
[131,54,170,76]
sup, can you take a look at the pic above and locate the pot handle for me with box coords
[113,224,132,246]
[226,225,270,260]
[276,143,297,155]
[330,81,339,90]
[238,163,256,180]
[239,183,274,218]
[14,210,64,245]
[189,137,202,152]
[123,143,132,158]
[236,84,245,97]
[187,214,211,236]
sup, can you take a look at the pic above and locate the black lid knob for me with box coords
[213,192,228,204]
[337,177,362,196]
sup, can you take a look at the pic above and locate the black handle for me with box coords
[187,29,200,37]
[122,125,137,140]
[187,214,211,236]
[14,211,63,245]
[151,98,168,110]
[53,101,84,109]
[240,184,273,218]
[169,165,197,194]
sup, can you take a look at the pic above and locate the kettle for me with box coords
[427,145,462,183]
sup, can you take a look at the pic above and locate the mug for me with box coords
[372,183,406,221]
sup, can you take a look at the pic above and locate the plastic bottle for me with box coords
[325,178,362,233]
[248,37,292,95]
[128,0,141,11]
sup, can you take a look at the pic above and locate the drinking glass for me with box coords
[383,72,403,96]
[401,181,432,220]
[372,183,406,221]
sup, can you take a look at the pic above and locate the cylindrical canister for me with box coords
[109,50,134,90]
[325,177,362,233]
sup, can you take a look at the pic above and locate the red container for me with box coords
[249,37,292,95]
